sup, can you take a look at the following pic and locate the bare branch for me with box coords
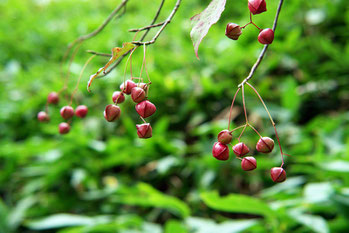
[132,0,181,45]
[128,21,166,32]
[86,50,112,57]
[238,0,284,88]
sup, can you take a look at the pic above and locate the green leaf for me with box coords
[190,0,226,59]
[288,208,329,233]
[165,220,188,233]
[201,191,275,219]
[112,183,190,218]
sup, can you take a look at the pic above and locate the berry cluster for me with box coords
[104,79,156,139]
[213,131,286,182]
[225,0,274,45]
[37,92,88,134]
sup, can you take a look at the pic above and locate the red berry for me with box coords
[37,111,50,122]
[218,130,232,144]
[104,104,121,122]
[241,156,257,171]
[75,105,88,118]
[248,0,267,15]
[59,122,70,134]
[60,106,74,120]
[47,92,59,105]
[136,123,152,139]
[137,82,149,91]
[135,100,156,118]
[225,23,242,40]
[212,142,229,161]
[112,91,125,104]
[232,142,250,157]
[256,137,274,153]
[270,167,287,183]
[131,87,146,103]
[120,80,137,95]
[258,28,274,44]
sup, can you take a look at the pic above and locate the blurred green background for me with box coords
[1,0,349,232]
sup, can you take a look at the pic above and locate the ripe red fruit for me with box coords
[59,122,70,134]
[233,142,250,157]
[60,106,74,120]
[248,0,267,15]
[135,100,156,118]
[112,91,125,104]
[75,105,88,118]
[270,167,287,182]
[241,156,257,171]
[131,87,146,103]
[137,82,149,91]
[136,123,152,138]
[212,142,229,161]
[120,80,137,95]
[47,92,59,104]
[218,130,232,144]
[104,104,121,122]
[225,23,242,40]
[37,111,50,122]
[258,28,274,44]
[256,137,274,153]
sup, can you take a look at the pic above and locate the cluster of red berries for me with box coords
[104,79,156,139]
[212,130,286,182]
[225,0,274,45]
[37,92,88,134]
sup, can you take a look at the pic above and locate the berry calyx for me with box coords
[47,92,59,104]
[60,106,74,120]
[241,156,257,171]
[37,111,50,122]
[217,130,232,144]
[59,122,70,134]
[120,80,137,95]
[256,137,274,153]
[212,142,230,161]
[248,0,267,15]
[112,91,125,104]
[131,87,146,103]
[135,100,156,118]
[225,23,242,40]
[136,123,152,138]
[270,167,287,183]
[75,105,88,118]
[104,104,121,122]
[258,28,274,44]
[232,142,250,157]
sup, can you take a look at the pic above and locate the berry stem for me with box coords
[228,87,241,130]
[69,55,96,106]
[247,123,262,138]
[237,124,247,142]
[229,124,246,134]
[246,82,285,167]
[241,85,248,123]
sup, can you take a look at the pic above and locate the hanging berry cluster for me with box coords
[212,0,288,183]
[225,0,275,45]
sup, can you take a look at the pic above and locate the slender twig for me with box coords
[103,0,176,76]
[129,21,166,32]
[228,87,241,130]
[86,50,112,57]
[132,0,181,45]
[238,0,284,88]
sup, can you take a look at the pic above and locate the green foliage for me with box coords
[0,0,348,232]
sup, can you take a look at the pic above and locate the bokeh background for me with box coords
[1,0,349,232]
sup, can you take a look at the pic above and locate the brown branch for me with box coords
[132,0,181,45]
[86,50,112,57]
[238,0,284,88]
[128,21,166,32]
[103,0,170,76]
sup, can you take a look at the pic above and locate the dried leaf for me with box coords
[87,42,136,92]
[190,0,226,59]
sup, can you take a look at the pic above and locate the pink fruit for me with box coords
[104,104,121,122]
[136,123,152,138]
[135,100,156,118]
[212,142,230,161]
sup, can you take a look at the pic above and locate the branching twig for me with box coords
[103,0,180,76]
[128,21,166,32]
[86,50,112,57]
[238,0,284,88]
